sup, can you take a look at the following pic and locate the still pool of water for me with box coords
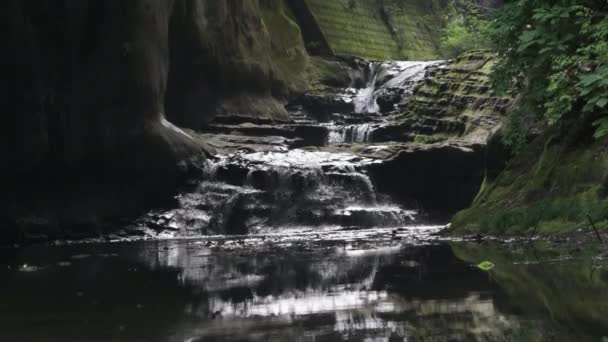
[1,230,607,342]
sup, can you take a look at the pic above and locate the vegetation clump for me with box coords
[440,0,493,57]
[442,0,608,149]
[491,0,608,148]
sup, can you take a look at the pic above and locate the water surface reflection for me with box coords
[0,237,605,341]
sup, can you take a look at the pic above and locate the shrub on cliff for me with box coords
[491,1,608,147]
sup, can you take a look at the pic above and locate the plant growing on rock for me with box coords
[490,0,608,145]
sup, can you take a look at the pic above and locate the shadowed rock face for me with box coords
[166,0,300,128]
[1,0,307,240]
[3,0,206,183]
[3,0,303,181]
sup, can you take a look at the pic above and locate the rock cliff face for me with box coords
[1,0,310,240]
[3,0,206,187]
[367,51,512,213]
[3,0,308,184]
[294,0,447,60]
[166,0,309,127]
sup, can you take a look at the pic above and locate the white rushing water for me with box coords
[353,62,381,114]
[326,60,445,145]
[327,124,375,144]
[137,149,419,237]
[352,60,445,115]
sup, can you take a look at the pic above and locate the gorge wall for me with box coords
[2,0,310,184]
[1,0,313,238]
[293,0,447,60]
[2,0,449,185]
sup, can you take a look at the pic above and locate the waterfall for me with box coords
[140,150,417,235]
[327,124,375,144]
[352,60,445,114]
[353,63,381,114]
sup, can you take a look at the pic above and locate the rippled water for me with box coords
[1,232,607,342]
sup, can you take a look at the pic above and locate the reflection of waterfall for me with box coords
[351,60,445,114]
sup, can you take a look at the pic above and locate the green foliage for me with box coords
[440,0,493,57]
[502,109,528,154]
[490,0,608,142]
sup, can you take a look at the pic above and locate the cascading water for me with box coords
[326,60,445,145]
[353,63,381,114]
[138,150,418,237]
[138,60,448,238]
[327,124,375,144]
[352,60,445,115]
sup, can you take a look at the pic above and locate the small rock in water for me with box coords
[58,261,72,267]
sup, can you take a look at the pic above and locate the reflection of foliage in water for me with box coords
[451,241,608,342]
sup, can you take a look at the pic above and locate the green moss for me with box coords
[413,135,447,144]
[396,51,507,142]
[470,190,608,235]
[452,128,608,235]
[304,0,445,60]
[261,0,310,94]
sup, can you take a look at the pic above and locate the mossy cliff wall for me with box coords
[294,0,447,60]
[451,117,608,235]
[166,0,309,127]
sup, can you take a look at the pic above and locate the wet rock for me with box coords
[213,164,251,186]
[205,123,329,148]
[130,149,418,237]
[300,92,355,119]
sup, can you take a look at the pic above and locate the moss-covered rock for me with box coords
[369,51,511,149]
[300,0,446,60]
[166,0,314,127]
[452,116,608,235]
